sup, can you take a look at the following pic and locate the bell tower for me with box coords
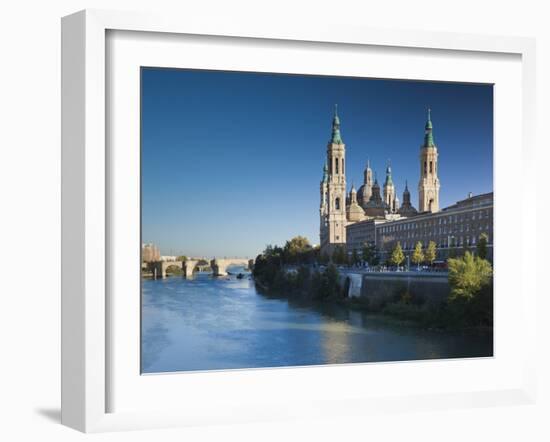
[321,105,347,254]
[418,108,440,213]
[383,160,396,212]
[319,162,329,247]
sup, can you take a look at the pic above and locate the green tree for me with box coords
[448,251,493,300]
[411,241,424,270]
[425,241,437,266]
[361,242,376,265]
[477,233,489,260]
[284,236,312,264]
[296,265,311,290]
[311,245,321,264]
[390,242,405,267]
[263,244,284,266]
[332,245,347,265]
[176,255,187,262]
[312,264,342,300]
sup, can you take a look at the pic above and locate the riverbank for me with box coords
[255,277,492,338]
[253,264,493,332]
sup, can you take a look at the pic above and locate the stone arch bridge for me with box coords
[149,258,254,279]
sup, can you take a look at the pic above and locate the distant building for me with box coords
[142,243,160,262]
[319,106,493,261]
[364,192,493,261]
[346,218,388,253]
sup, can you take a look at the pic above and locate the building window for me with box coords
[424,161,427,175]
[335,197,340,210]
[429,161,433,174]
[342,158,345,175]
[335,158,339,174]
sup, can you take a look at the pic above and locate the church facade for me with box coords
[320,106,441,255]
[319,106,493,261]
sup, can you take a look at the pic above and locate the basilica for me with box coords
[319,106,442,255]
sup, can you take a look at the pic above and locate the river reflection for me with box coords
[141,270,493,373]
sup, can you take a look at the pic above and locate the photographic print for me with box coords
[140,68,493,374]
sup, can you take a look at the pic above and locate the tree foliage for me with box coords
[425,241,437,265]
[361,242,377,265]
[448,251,493,300]
[332,245,348,265]
[411,241,424,268]
[477,233,489,260]
[311,264,344,300]
[254,242,343,301]
[283,236,312,263]
[390,242,405,267]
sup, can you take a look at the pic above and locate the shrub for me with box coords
[448,252,493,300]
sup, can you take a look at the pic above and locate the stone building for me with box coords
[142,243,160,262]
[320,107,439,255]
[346,218,388,254]
[398,181,418,218]
[319,105,492,261]
[356,160,373,208]
[319,105,348,254]
[383,163,398,213]
[418,108,440,213]
[375,192,493,261]
[346,184,366,223]
[363,176,388,218]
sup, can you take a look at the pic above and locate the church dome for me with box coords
[347,201,365,222]
[357,184,368,204]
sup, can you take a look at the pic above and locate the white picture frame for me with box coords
[61,9,537,433]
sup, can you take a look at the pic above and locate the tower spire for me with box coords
[418,107,440,213]
[385,159,393,185]
[321,105,347,254]
[330,104,343,144]
[423,107,435,147]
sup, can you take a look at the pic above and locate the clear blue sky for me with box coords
[141,68,493,258]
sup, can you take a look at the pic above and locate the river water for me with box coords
[141,268,493,374]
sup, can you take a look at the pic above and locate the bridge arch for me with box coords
[149,258,253,278]
[150,260,184,279]
[210,258,253,276]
